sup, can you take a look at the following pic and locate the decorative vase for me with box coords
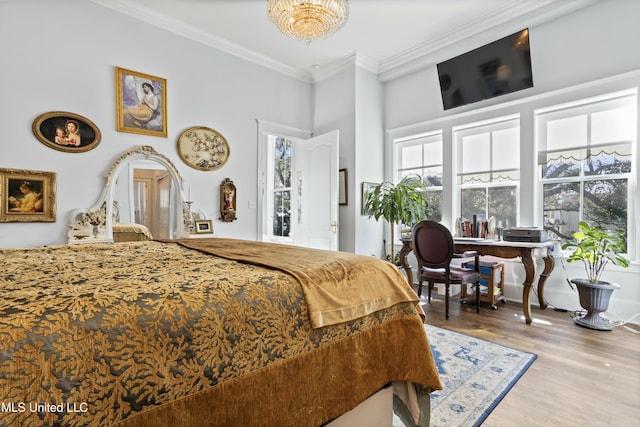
[92,224,101,238]
[570,278,619,331]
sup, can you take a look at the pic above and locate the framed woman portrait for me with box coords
[115,67,167,137]
[32,111,101,153]
[0,168,56,222]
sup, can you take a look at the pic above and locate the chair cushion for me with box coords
[421,265,480,283]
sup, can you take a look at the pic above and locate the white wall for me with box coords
[0,0,312,248]
[312,65,385,255]
[313,66,357,252]
[354,66,385,257]
[383,0,640,324]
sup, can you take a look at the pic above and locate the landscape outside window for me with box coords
[271,136,292,238]
[456,115,520,229]
[537,90,635,248]
[396,132,443,222]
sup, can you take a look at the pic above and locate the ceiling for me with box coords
[92,0,596,82]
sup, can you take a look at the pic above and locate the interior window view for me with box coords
[454,115,521,230]
[268,135,293,241]
[1,1,638,427]
[538,91,635,246]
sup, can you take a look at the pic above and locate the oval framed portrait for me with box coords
[177,126,230,171]
[32,111,101,153]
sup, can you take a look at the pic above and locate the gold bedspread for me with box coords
[171,238,424,328]
[0,241,441,426]
[112,223,153,242]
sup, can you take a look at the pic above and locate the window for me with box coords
[537,90,636,247]
[454,115,520,228]
[395,131,443,221]
[266,135,293,241]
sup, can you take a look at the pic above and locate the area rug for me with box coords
[395,324,536,427]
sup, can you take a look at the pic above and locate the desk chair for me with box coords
[412,220,481,319]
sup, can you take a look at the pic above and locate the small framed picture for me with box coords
[32,111,101,153]
[0,168,56,222]
[339,168,347,206]
[194,219,213,234]
[361,182,377,215]
[115,67,167,137]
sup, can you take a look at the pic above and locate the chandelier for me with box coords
[267,0,349,45]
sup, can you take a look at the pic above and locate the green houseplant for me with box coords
[364,175,428,263]
[561,221,629,330]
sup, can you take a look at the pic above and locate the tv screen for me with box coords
[437,29,533,110]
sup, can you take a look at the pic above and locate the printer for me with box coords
[503,227,548,242]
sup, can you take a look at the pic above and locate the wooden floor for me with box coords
[418,293,640,427]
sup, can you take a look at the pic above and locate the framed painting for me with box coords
[177,126,230,171]
[339,168,348,206]
[32,111,101,153]
[115,67,167,137]
[361,181,377,215]
[194,219,213,234]
[0,168,56,222]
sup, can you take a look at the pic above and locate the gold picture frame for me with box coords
[194,219,213,234]
[0,168,56,222]
[177,126,230,171]
[115,67,167,137]
[219,178,237,222]
[32,111,101,153]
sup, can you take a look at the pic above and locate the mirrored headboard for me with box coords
[67,146,186,244]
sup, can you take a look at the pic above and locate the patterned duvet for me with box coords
[0,240,440,426]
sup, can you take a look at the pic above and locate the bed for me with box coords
[112,222,153,242]
[0,237,441,427]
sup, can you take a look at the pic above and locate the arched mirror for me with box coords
[68,145,187,243]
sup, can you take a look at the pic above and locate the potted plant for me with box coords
[363,175,428,263]
[561,221,629,330]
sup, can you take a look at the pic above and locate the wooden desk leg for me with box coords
[520,250,536,324]
[399,240,413,286]
[537,252,555,310]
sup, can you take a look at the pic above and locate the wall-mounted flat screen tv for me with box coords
[437,29,533,110]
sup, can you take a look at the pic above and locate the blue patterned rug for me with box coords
[396,324,536,427]
[426,324,536,426]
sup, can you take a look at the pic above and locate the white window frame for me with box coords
[265,134,295,243]
[256,119,311,243]
[394,130,444,223]
[535,89,637,257]
[453,114,521,227]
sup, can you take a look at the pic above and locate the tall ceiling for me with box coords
[92,0,597,82]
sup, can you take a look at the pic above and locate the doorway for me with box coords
[257,123,339,250]
[133,168,171,239]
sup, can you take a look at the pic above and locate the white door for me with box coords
[259,128,339,251]
[294,130,339,250]
[156,171,171,239]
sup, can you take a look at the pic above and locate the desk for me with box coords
[399,237,555,324]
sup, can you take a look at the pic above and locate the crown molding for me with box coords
[310,51,378,82]
[378,0,550,74]
[89,0,314,83]
[90,0,599,85]
[378,0,599,82]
